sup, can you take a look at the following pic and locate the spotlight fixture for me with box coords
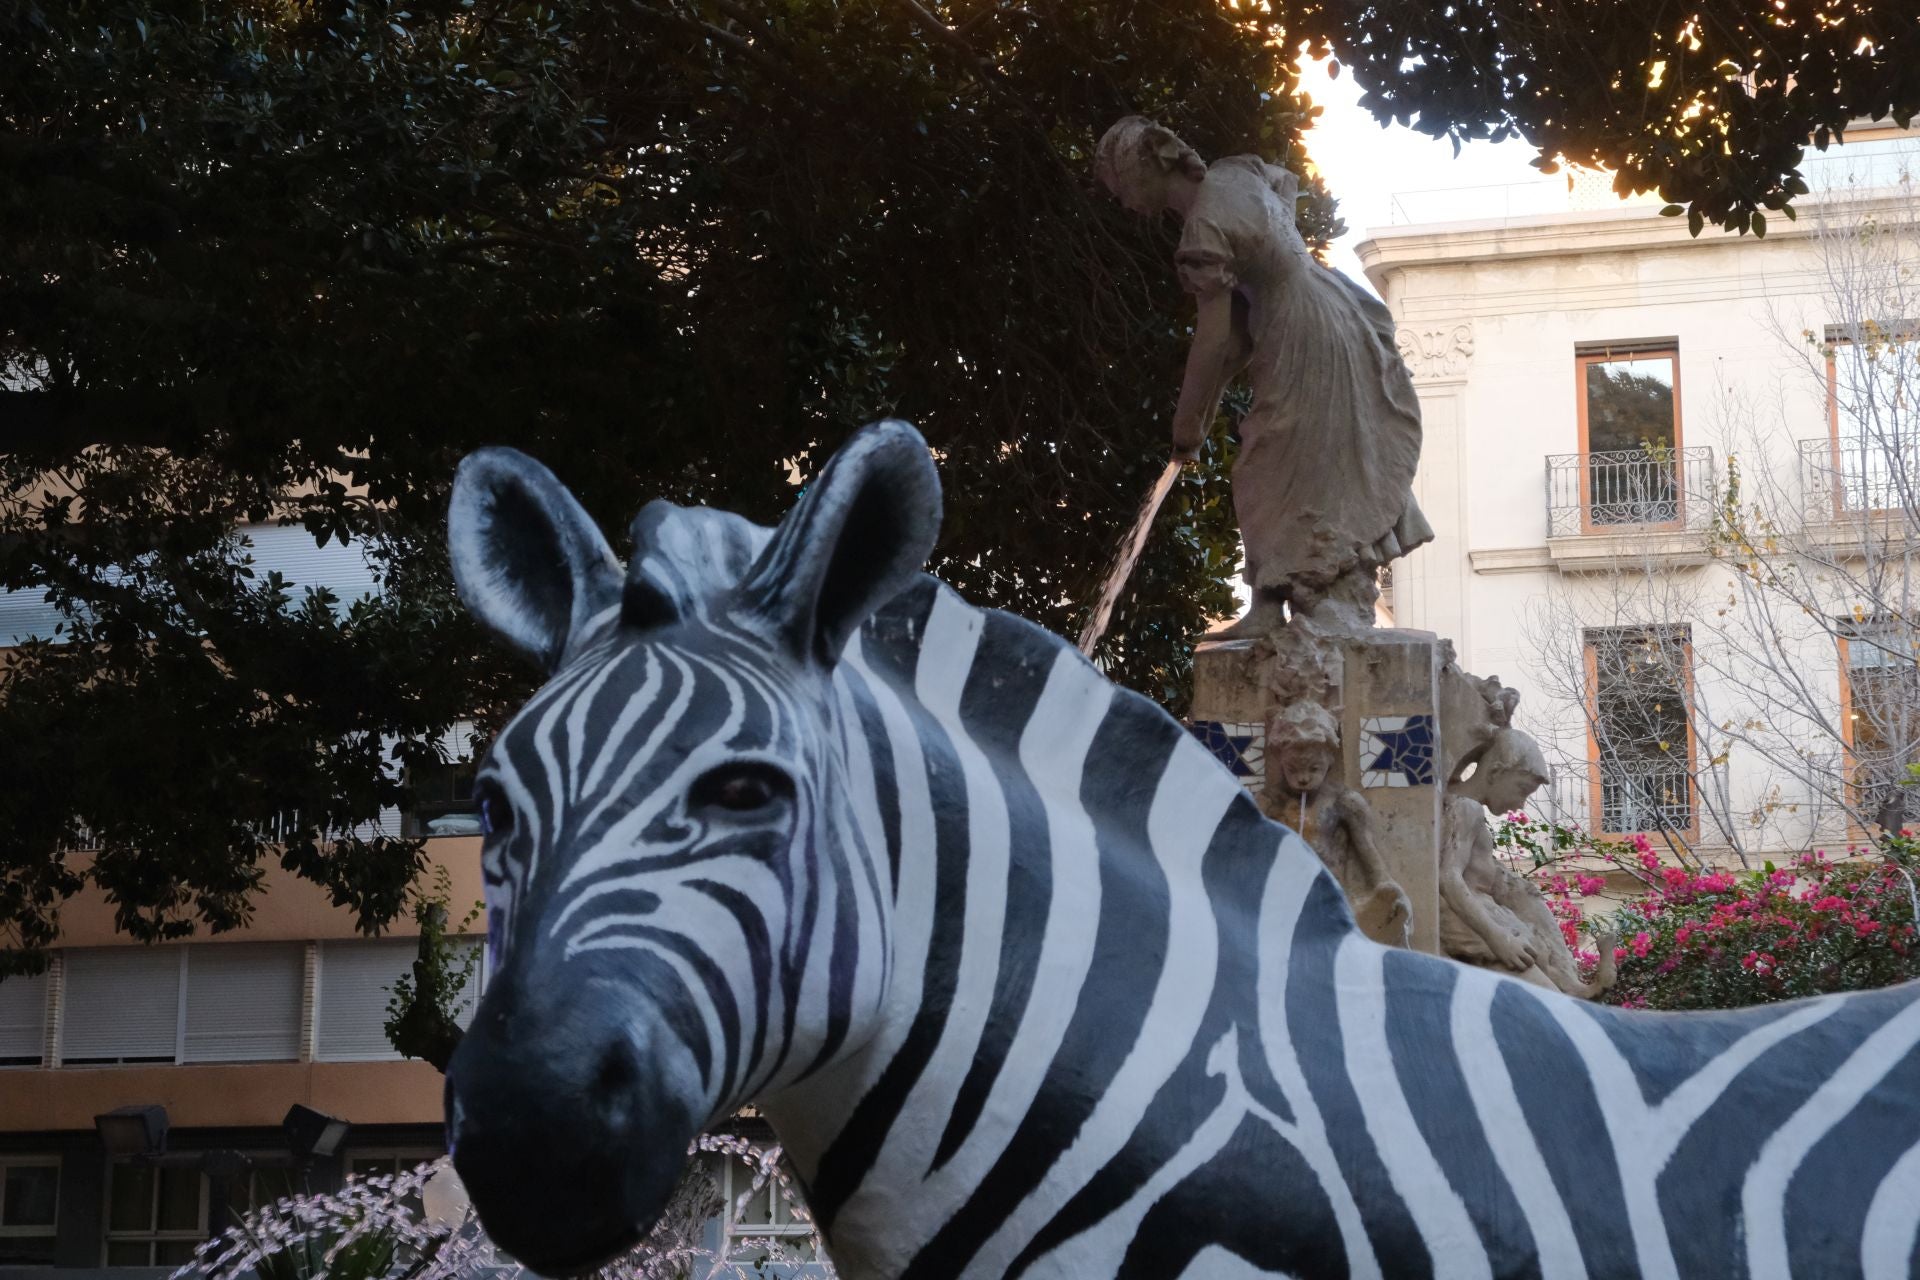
[282,1105,351,1161]
[94,1105,168,1157]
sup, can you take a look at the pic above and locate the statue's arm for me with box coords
[1170,287,1249,461]
[1331,787,1396,890]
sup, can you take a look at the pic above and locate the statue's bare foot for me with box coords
[1213,597,1288,639]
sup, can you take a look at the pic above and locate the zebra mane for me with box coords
[622,499,772,629]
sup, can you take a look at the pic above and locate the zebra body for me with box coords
[443,422,1920,1279]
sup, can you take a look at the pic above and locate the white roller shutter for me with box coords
[316,940,413,1061]
[61,949,182,1063]
[0,586,65,646]
[0,969,49,1062]
[183,944,303,1063]
[241,524,380,616]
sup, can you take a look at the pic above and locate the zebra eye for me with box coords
[691,762,795,815]
[477,784,514,837]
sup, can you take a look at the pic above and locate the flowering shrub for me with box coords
[1490,814,1920,1009]
[1596,840,1920,1010]
[1490,811,1636,981]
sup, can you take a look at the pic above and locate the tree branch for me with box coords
[0,384,230,455]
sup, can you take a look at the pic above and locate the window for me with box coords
[1576,344,1683,528]
[404,758,479,837]
[346,1150,442,1217]
[103,1163,205,1267]
[718,1154,818,1265]
[316,940,414,1062]
[403,723,483,838]
[1840,618,1920,823]
[1587,626,1696,836]
[346,1151,441,1182]
[222,1167,300,1221]
[0,521,380,650]
[0,1158,59,1266]
[60,950,182,1065]
[1824,323,1920,514]
[182,945,304,1063]
[59,945,303,1066]
[0,972,48,1067]
[316,939,481,1063]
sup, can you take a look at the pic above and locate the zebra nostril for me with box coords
[595,1031,641,1097]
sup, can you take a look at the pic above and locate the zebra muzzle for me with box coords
[444,986,701,1276]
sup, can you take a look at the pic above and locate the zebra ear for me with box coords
[449,447,622,671]
[737,420,941,666]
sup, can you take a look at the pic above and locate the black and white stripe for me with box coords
[449,423,1920,1279]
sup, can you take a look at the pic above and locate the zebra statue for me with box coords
[443,422,1920,1280]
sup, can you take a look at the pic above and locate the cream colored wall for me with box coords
[0,1060,446,1131]
[1359,187,1909,861]
[51,838,484,947]
[7,838,484,1134]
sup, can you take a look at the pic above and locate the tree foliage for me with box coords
[0,0,1333,965]
[1288,0,1920,235]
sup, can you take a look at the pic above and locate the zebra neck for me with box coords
[762,580,1349,1276]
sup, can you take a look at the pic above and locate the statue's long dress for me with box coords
[1176,157,1434,592]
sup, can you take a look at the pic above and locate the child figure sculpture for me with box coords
[1441,729,1617,997]
[1266,700,1412,946]
[1094,115,1433,633]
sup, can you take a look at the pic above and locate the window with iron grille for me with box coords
[1841,617,1920,824]
[1587,625,1695,836]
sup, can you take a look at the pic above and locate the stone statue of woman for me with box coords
[1095,116,1434,633]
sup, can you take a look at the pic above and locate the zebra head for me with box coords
[441,422,941,1273]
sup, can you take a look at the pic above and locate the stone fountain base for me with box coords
[1191,625,1512,959]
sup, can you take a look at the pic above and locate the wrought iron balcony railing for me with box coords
[1597,755,1696,836]
[1799,434,1920,519]
[1545,447,1717,539]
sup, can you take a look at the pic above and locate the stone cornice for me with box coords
[1355,187,1920,296]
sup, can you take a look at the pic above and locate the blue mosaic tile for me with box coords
[1359,713,1436,788]
[1187,720,1265,792]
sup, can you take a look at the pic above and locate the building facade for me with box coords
[1357,129,1920,864]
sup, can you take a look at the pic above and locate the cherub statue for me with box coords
[1266,700,1412,947]
[1094,115,1434,634]
[1440,729,1616,997]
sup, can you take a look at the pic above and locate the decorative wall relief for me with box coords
[1394,321,1475,381]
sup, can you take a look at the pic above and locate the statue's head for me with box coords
[1267,699,1341,795]
[1474,728,1550,814]
[1094,114,1206,216]
[440,422,940,1274]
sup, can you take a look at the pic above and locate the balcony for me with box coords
[1542,447,1717,570]
[1543,757,1698,839]
[1799,434,1920,525]
[1595,757,1697,837]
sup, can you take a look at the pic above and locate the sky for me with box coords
[1293,58,1544,293]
